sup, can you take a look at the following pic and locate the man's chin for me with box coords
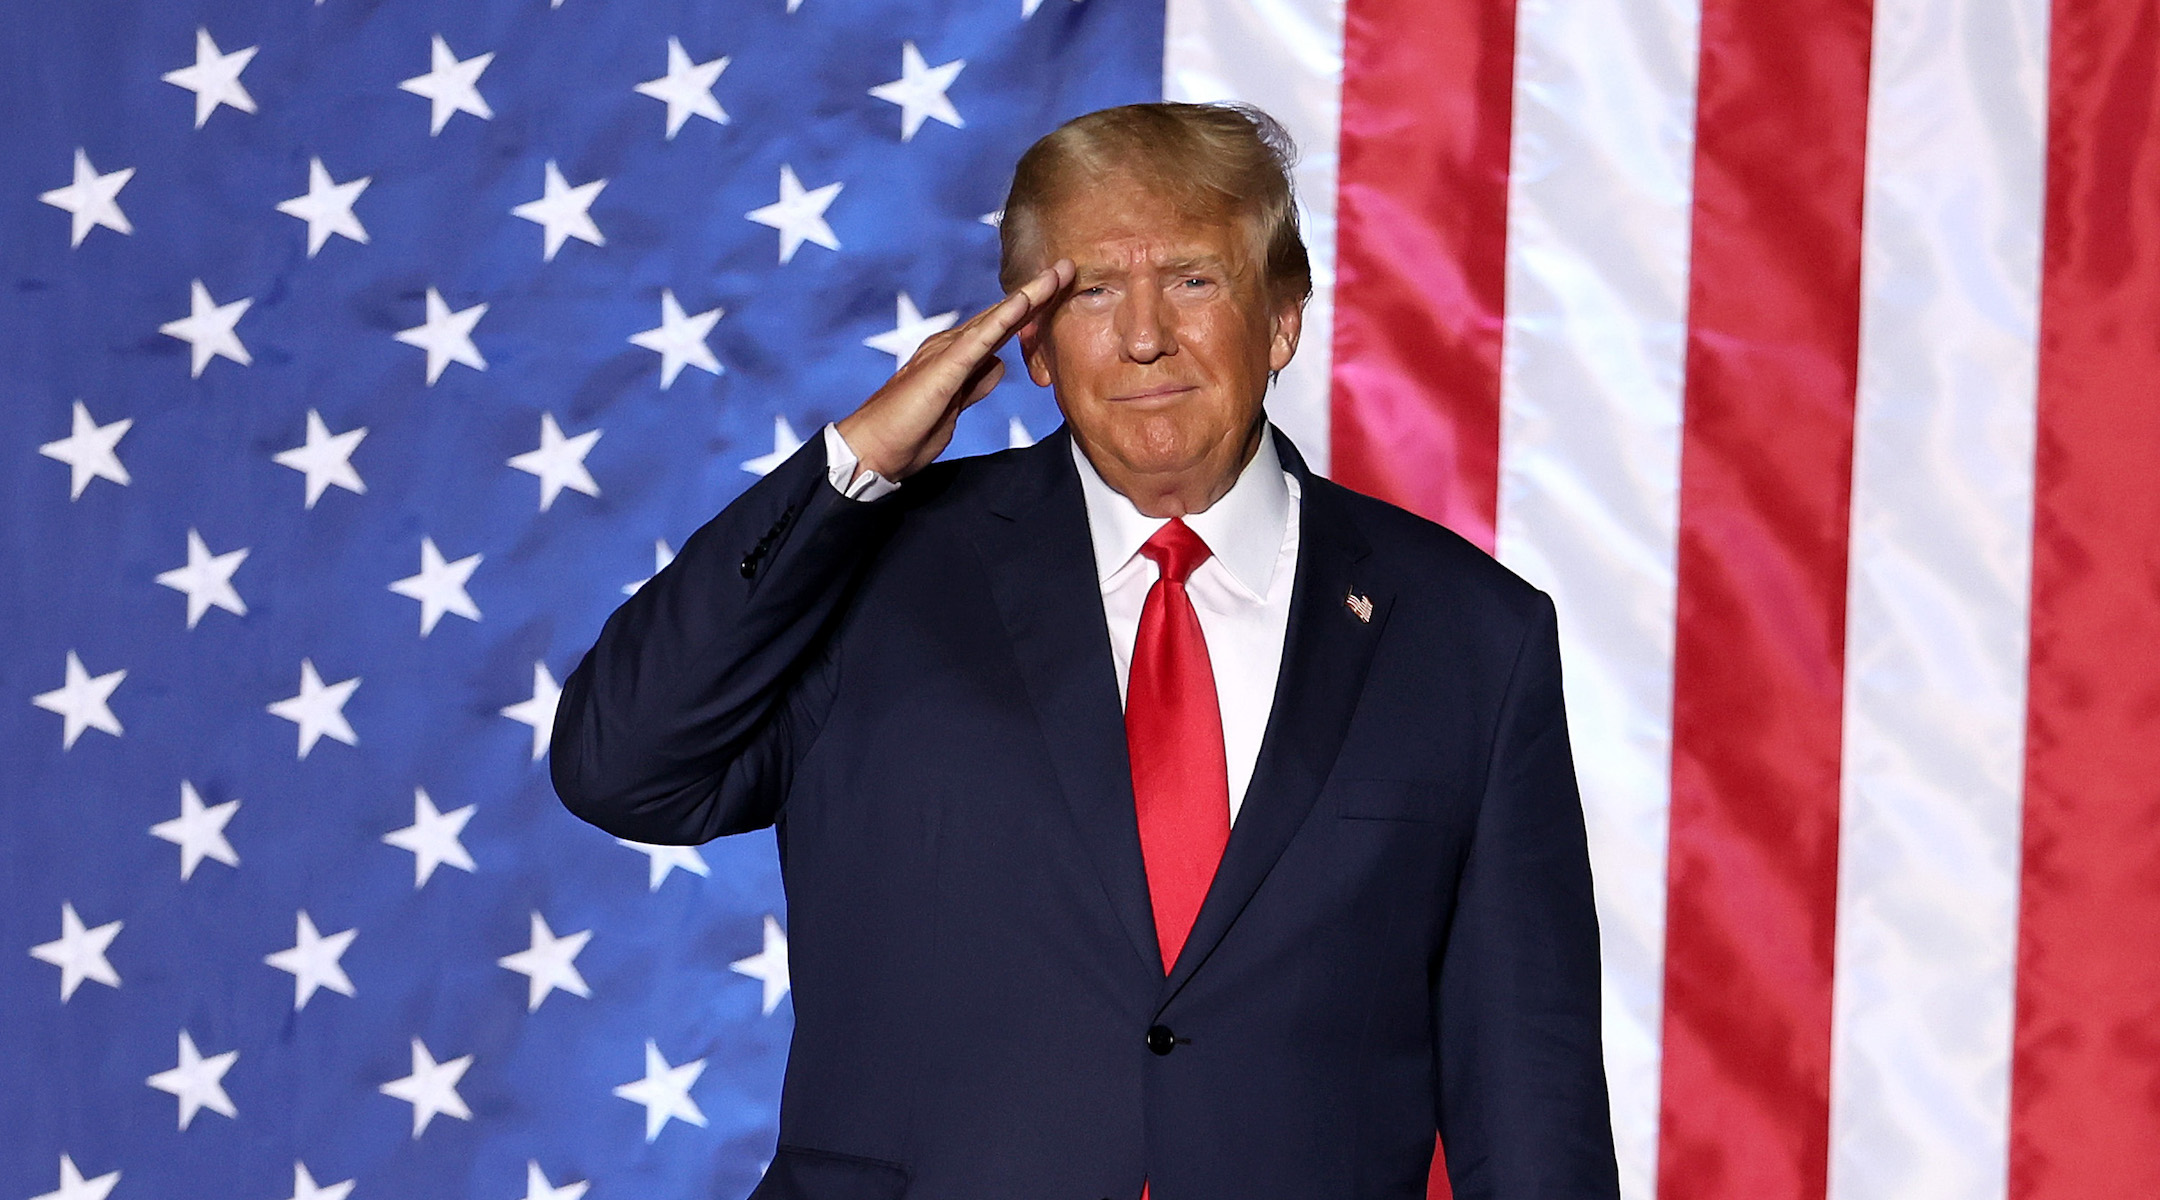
[1082,429,1212,480]
[1070,421,1261,509]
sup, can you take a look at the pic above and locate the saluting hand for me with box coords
[835,259,1074,483]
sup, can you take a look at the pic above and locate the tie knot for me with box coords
[1140,518,1213,585]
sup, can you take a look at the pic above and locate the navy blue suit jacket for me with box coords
[552,426,1619,1200]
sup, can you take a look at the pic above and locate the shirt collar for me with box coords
[1071,427,1291,601]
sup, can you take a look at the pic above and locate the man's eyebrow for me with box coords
[1070,254,1231,282]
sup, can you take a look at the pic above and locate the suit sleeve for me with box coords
[1435,592,1621,1198]
[550,434,899,845]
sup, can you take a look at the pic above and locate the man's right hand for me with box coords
[835,259,1075,483]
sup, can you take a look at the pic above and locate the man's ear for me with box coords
[1268,296,1304,374]
[1020,318,1054,388]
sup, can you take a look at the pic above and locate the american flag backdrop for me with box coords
[4,1,2157,1200]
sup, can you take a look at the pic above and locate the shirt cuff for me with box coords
[822,423,901,502]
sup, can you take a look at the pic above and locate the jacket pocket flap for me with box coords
[752,1146,910,1200]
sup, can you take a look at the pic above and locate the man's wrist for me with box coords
[822,423,901,502]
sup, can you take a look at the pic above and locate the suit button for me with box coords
[1146,1024,1176,1056]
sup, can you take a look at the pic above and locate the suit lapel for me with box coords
[973,430,1163,974]
[1162,432,1391,1000]
[971,427,1392,990]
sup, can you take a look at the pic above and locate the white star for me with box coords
[150,781,240,881]
[746,164,841,264]
[498,912,591,1011]
[869,42,965,142]
[160,279,252,378]
[384,787,476,888]
[276,157,370,257]
[635,37,729,138]
[730,914,791,1015]
[389,536,482,635]
[500,662,562,762]
[1008,415,1036,448]
[379,1038,472,1137]
[156,528,249,628]
[612,1041,707,1142]
[394,287,487,385]
[162,27,257,129]
[1022,0,1082,16]
[623,539,676,595]
[266,659,360,758]
[521,1163,589,1200]
[628,289,723,389]
[863,292,959,370]
[512,160,607,262]
[146,1030,238,1130]
[400,35,493,135]
[741,414,804,477]
[286,1162,354,1200]
[979,208,1003,227]
[615,839,709,891]
[33,651,124,750]
[39,401,131,500]
[40,149,134,248]
[265,910,357,1010]
[29,1156,119,1200]
[274,410,367,508]
[509,414,600,511]
[29,902,121,1001]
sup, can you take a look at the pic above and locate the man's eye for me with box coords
[1079,285,1108,297]
[1180,277,1211,289]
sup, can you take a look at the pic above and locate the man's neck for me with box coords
[1071,424,1292,599]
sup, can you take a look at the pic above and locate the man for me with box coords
[553,103,1618,1199]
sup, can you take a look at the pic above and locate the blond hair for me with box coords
[997,102,1312,306]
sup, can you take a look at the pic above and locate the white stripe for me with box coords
[1827,0,2049,1194]
[1162,0,1345,475]
[1490,0,1703,1193]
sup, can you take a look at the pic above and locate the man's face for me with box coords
[1019,178,1300,510]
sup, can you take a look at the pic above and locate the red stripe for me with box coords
[1329,5,1520,1192]
[2011,1,2160,1193]
[1655,1,1874,1195]
[1327,0,1518,552]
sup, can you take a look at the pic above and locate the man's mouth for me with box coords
[1107,384,1198,403]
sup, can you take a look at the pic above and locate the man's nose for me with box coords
[1117,283,1178,363]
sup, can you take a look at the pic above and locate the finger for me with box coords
[934,261,1066,361]
[1008,258,1073,323]
[895,326,963,373]
[951,259,1072,360]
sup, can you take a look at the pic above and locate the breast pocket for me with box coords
[1333,777,1451,823]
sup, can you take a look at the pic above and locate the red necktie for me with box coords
[1125,518,1231,975]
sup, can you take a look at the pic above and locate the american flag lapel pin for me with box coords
[1345,589,1374,624]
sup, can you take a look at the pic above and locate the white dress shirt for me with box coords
[1071,435,1300,821]
[821,423,902,501]
[824,424,1301,822]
